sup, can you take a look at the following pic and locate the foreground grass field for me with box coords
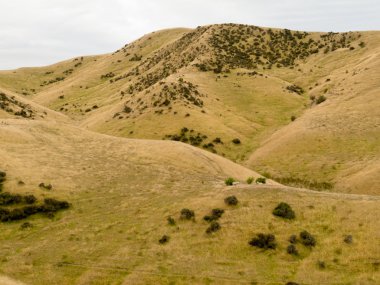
[0,119,379,284]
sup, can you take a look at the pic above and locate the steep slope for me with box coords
[0,118,379,284]
[0,24,379,195]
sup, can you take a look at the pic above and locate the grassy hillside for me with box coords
[0,119,379,284]
[1,24,378,194]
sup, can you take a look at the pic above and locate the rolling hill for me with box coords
[0,23,379,284]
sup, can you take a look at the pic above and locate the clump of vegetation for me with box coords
[20,222,33,230]
[232,138,241,144]
[167,216,176,226]
[272,202,296,220]
[180,208,195,220]
[286,84,304,95]
[225,177,235,186]
[129,54,142,61]
[39,183,52,190]
[289,234,297,244]
[100,72,115,79]
[159,235,170,244]
[246,177,254,184]
[299,230,316,247]
[316,95,326,104]
[203,208,224,222]
[344,235,353,244]
[249,233,277,249]
[287,244,299,255]
[291,115,296,121]
[224,195,239,206]
[0,171,6,192]
[206,221,221,234]
[256,177,266,184]
[261,173,333,191]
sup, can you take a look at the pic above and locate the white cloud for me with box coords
[0,0,378,69]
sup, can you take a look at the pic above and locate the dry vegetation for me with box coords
[0,23,379,284]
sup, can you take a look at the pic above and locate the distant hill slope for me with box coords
[0,24,379,194]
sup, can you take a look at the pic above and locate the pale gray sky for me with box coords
[0,0,379,69]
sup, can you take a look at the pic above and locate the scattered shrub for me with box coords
[159,235,170,244]
[316,95,326,104]
[206,221,221,234]
[43,198,70,211]
[256,177,266,184]
[232,138,241,144]
[289,234,297,244]
[39,183,52,190]
[291,115,296,121]
[204,208,224,222]
[180,208,195,220]
[167,216,176,226]
[249,233,277,249]
[344,235,353,244]
[287,244,299,255]
[300,230,316,247]
[246,177,254,184]
[272,202,295,219]
[20,222,33,229]
[24,195,37,204]
[224,196,239,206]
[225,177,235,186]
[317,260,326,269]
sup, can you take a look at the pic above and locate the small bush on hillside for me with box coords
[39,183,52,190]
[344,235,353,244]
[246,177,254,184]
[43,198,70,211]
[316,95,326,104]
[204,208,224,222]
[224,195,239,206]
[167,216,176,226]
[232,138,241,144]
[287,244,299,255]
[291,115,296,121]
[300,230,316,247]
[0,171,6,183]
[249,233,277,249]
[24,195,37,204]
[256,177,266,184]
[20,222,33,229]
[289,234,297,244]
[225,177,235,186]
[317,260,326,269]
[180,208,195,220]
[159,235,170,244]
[206,221,221,234]
[273,202,296,219]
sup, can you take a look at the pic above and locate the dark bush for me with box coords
[256,177,266,184]
[225,177,235,186]
[43,198,70,211]
[286,282,300,285]
[232,138,241,144]
[287,244,299,255]
[246,177,254,184]
[206,221,221,234]
[289,234,297,244]
[24,195,37,204]
[291,115,296,121]
[0,192,23,205]
[272,202,295,219]
[224,195,239,206]
[344,235,353,244]
[300,230,316,247]
[204,208,224,222]
[317,260,326,269]
[159,235,170,244]
[316,95,326,104]
[249,233,277,249]
[39,183,52,190]
[20,222,33,229]
[180,208,195,220]
[167,216,176,226]
[6,208,27,221]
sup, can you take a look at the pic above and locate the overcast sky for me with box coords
[0,0,379,70]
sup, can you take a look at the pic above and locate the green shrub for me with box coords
[206,221,221,234]
[225,177,235,186]
[287,244,299,255]
[0,192,23,206]
[204,208,224,222]
[224,195,239,206]
[272,202,295,219]
[159,235,170,244]
[232,138,241,144]
[316,95,326,104]
[24,195,37,204]
[256,177,266,184]
[167,216,176,226]
[180,208,195,220]
[249,233,277,249]
[246,177,254,184]
[300,230,316,247]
